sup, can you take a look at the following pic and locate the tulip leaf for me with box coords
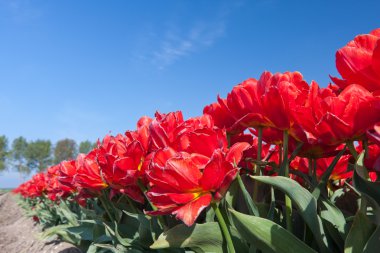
[230,209,317,253]
[237,174,260,216]
[320,196,347,238]
[353,152,380,206]
[312,147,347,199]
[150,222,247,253]
[319,196,347,251]
[40,224,80,245]
[344,209,376,253]
[251,176,331,253]
[363,225,380,253]
[66,221,95,241]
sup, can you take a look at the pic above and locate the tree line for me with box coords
[0,135,95,178]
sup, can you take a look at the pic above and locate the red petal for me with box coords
[173,193,212,226]
[200,150,235,192]
[226,142,251,165]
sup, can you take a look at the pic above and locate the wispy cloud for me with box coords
[152,21,226,69]
[131,1,246,70]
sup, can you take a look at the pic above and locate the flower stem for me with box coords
[283,130,293,233]
[308,158,313,177]
[212,202,235,253]
[253,127,263,202]
[137,179,167,229]
[347,141,358,160]
[99,191,115,222]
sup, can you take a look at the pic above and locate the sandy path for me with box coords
[0,192,81,253]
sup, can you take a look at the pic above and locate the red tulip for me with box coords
[146,126,250,226]
[74,149,108,194]
[149,111,185,151]
[57,160,77,190]
[291,155,352,185]
[46,165,73,201]
[317,84,380,145]
[332,28,380,92]
[203,96,237,132]
[294,81,380,146]
[98,136,146,203]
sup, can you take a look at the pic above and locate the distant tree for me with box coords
[25,140,52,172]
[54,138,77,164]
[79,140,94,154]
[10,136,30,178]
[0,135,8,172]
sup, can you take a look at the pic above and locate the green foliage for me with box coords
[25,139,52,171]
[230,209,317,253]
[79,140,95,154]
[10,136,30,177]
[252,176,331,253]
[0,135,9,171]
[54,138,77,164]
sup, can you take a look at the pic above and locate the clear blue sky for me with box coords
[1,0,380,187]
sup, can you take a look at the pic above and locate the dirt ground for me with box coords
[0,192,81,253]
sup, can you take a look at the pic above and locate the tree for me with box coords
[25,140,52,172]
[0,135,8,172]
[54,138,77,164]
[79,140,94,154]
[10,136,30,178]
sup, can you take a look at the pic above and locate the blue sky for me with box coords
[1,0,380,187]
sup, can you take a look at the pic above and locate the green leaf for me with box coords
[345,210,376,253]
[66,222,94,241]
[353,152,380,206]
[312,147,346,199]
[58,200,79,226]
[252,176,331,253]
[320,197,347,240]
[150,222,247,253]
[236,174,260,216]
[230,209,317,253]
[40,224,80,245]
[150,222,223,252]
[363,225,380,253]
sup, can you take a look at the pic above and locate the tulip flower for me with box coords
[332,28,380,92]
[74,149,108,194]
[146,142,249,226]
[146,126,250,226]
[203,96,237,132]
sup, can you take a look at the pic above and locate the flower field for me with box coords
[12,28,380,253]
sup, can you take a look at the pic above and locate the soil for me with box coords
[0,192,81,253]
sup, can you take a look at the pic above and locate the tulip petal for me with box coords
[226,142,251,165]
[200,150,235,192]
[173,193,212,226]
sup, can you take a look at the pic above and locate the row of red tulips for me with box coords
[12,28,380,253]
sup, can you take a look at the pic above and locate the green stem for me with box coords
[257,127,263,164]
[253,127,263,202]
[347,141,358,160]
[308,158,313,177]
[363,138,369,159]
[212,203,236,253]
[137,179,166,229]
[99,191,115,222]
[283,130,293,233]
[137,179,157,211]
[283,130,289,177]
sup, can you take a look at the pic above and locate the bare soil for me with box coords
[0,192,81,253]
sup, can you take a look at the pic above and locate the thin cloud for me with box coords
[152,21,226,69]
